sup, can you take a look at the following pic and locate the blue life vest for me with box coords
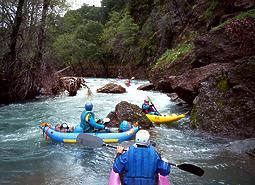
[113,145,170,185]
[80,111,95,131]
[79,110,104,131]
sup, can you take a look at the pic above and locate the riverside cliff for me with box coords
[146,0,255,138]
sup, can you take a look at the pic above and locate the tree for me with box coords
[7,0,25,63]
[35,0,51,64]
[53,20,105,75]
[101,0,126,21]
[101,11,139,64]
[0,0,71,103]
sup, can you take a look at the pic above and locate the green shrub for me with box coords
[153,43,194,70]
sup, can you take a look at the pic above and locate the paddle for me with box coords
[147,96,161,116]
[168,162,204,177]
[76,133,204,177]
[76,133,123,150]
[130,76,135,80]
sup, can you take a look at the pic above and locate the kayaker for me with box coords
[74,102,109,133]
[142,99,160,115]
[124,79,131,87]
[112,130,171,185]
[55,123,74,132]
[119,120,132,132]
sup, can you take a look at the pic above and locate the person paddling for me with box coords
[142,99,160,115]
[74,102,109,133]
[112,130,171,185]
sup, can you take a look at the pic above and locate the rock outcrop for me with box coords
[52,77,86,96]
[191,58,255,138]
[137,83,155,91]
[97,83,126,93]
[148,1,255,138]
[156,63,234,105]
[106,101,152,128]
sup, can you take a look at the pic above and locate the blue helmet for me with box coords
[85,102,93,111]
[120,120,131,132]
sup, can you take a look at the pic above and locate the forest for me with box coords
[1,0,150,103]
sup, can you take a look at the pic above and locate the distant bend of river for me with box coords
[0,78,254,185]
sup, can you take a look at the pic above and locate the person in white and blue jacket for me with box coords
[113,130,171,185]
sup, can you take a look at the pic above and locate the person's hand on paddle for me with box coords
[116,146,124,154]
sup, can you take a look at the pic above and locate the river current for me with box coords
[0,78,254,185]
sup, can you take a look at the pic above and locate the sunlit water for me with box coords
[0,78,254,185]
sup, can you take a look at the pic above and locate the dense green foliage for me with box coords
[100,11,139,63]
[1,0,197,79]
[2,0,254,103]
[53,20,104,67]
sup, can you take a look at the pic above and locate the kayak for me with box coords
[146,113,185,124]
[108,169,170,185]
[39,123,139,143]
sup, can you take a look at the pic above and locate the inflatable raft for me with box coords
[146,113,185,124]
[108,169,170,185]
[39,123,139,143]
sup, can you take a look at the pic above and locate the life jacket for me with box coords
[142,104,151,114]
[123,145,159,185]
[80,111,95,131]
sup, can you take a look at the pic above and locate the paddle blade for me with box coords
[177,163,204,177]
[76,133,104,148]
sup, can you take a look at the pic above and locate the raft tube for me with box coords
[108,169,170,185]
[39,124,139,144]
[146,113,185,124]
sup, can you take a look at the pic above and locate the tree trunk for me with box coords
[78,61,85,75]
[100,58,109,77]
[35,0,50,65]
[8,0,25,62]
[172,0,184,26]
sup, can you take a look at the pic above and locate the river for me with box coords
[0,78,254,185]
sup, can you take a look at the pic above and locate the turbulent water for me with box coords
[0,78,254,185]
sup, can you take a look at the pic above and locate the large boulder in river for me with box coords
[52,77,85,96]
[137,83,155,91]
[97,83,126,93]
[106,101,152,128]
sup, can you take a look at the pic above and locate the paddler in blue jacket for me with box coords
[142,99,160,115]
[74,102,109,133]
[113,130,171,185]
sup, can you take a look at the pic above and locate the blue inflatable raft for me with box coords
[39,122,139,143]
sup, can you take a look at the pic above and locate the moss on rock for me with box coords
[190,104,199,128]
[216,78,229,93]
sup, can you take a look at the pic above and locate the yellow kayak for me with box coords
[146,113,186,124]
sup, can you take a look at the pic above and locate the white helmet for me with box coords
[135,130,150,146]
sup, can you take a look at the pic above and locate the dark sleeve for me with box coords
[155,151,171,176]
[156,160,171,176]
[113,151,128,174]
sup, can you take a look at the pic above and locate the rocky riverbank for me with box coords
[148,1,255,138]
